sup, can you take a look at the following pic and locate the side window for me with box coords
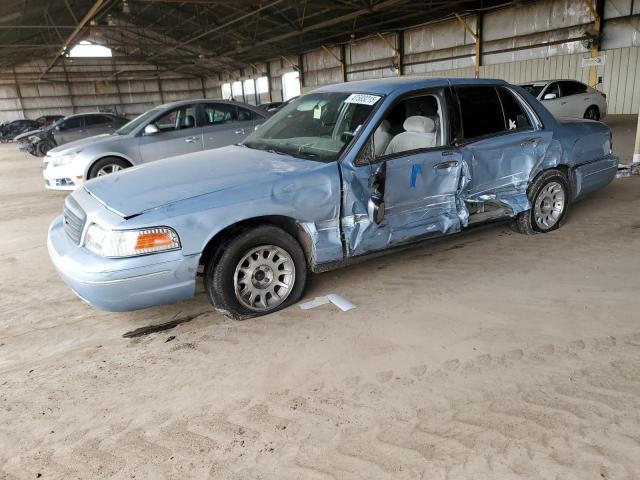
[497,88,532,132]
[59,117,83,130]
[237,107,253,122]
[202,104,238,125]
[545,82,560,98]
[85,115,109,127]
[154,105,197,132]
[560,81,587,96]
[373,92,444,158]
[455,86,505,141]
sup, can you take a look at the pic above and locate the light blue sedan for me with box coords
[48,78,619,319]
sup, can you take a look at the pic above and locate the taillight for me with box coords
[609,130,613,154]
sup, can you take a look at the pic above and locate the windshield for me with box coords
[115,107,163,135]
[243,92,381,162]
[520,84,546,97]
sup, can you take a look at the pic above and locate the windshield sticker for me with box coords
[345,94,381,106]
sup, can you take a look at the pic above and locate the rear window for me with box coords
[560,81,587,96]
[84,115,110,126]
[455,86,505,140]
[203,104,237,125]
[497,88,532,132]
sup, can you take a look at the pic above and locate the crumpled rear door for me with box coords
[461,130,553,214]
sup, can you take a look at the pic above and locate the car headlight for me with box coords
[84,224,181,258]
[51,152,79,167]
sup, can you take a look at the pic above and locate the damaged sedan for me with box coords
[48,78,618,319]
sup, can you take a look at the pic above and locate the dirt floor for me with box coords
[1,115,639,479]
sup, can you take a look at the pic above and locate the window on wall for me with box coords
[232,81,243,99]
[243,79,255,96]
[256,77,269,94]
[221,83,232,100]
[243,79,256,104]
[282,71,301,101]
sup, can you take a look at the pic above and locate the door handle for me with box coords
[185,136,198,143]
[520,137,542,148]
[235,129,246,135]
[560,101,567,105]
[433,160,459,170]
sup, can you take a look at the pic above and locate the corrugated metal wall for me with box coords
[1,0,639,122]
[0,59,223,122]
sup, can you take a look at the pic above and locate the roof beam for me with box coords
[40,0,112,79]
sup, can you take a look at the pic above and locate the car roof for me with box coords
[519,79,586,85]
[313,77,508,95]
[64,112,123,119]
[156,98,268,114]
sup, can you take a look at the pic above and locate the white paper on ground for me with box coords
[299,296,331,310]
[327,293,356,312]
[299,294,357,312]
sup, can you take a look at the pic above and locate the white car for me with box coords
[519,80,607,121]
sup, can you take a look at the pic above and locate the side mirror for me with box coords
[367,195,385,225]
[367,161,386,225]
[144,124,159,135]
[55,125,61,131]
[543,93,557,100]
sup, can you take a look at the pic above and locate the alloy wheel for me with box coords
[533,181,566,230]
[96,164,122,176]
[233,245,295,311]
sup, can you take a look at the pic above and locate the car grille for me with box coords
[63,196,86,245]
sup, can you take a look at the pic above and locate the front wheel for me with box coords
[88,157,131,179]
[205,225,307,320]
[36,140,54,156]
[514,169,570,235]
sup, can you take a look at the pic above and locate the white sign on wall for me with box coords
[582,56,606,67]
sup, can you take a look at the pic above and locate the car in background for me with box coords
[36,115,65,127]
[258,101,283,112]
[0,119,41,142]
[520,79,607,120]
[16,112,128,157]
[43,99,270,190]
[47,78,618,319]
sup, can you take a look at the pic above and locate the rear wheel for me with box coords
[514,169,570,235]
[205,225,307,320]
[88,157,131,179]
[584,106,600,121]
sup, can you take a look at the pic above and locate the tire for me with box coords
[88,157,131,179]
[584,106,600,121]
[36,140,54,157]
[513,169,570,235]
[205,225,307,320]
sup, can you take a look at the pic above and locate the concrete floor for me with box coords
[1,115,639,479]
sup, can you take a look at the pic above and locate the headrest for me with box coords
[403,115,435,133]
[376,119,390,132]
[184,115,195,128]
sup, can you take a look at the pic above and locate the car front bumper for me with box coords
[43,160,85,191]
[48,215,199,312]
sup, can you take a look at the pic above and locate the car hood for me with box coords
[83,145,327,218]
[47,133,121,156]
[14,128,46,141]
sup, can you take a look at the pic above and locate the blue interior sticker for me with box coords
[410,164,422,188]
